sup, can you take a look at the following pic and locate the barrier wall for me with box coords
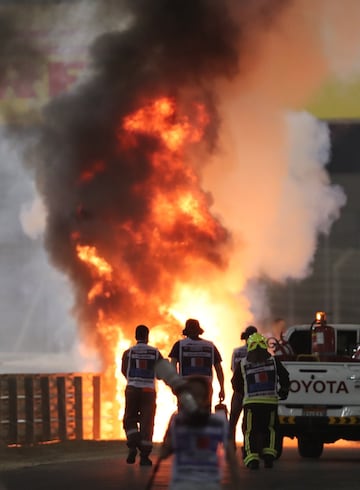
[0,373,101,445]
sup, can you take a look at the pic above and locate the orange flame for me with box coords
[75,241,179,440]
[76,245,113,302]
[78,160,106,183]
[76,245,113,277]
[123,97,208,151]
[72,96,247,442]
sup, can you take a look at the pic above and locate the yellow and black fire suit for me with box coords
[231,350,290,467]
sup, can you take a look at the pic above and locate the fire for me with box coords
[75,237,189,440]
[78,160,106,183]
[70,95,246,442]
[76,245,113,302]
[76,245,112,276]
[177,194,208,227]
[123,97,208,151]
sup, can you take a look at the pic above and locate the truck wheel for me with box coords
[297,437,323,458]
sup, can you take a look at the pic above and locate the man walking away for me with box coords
[121,324,163,466]
[168,318,225,403]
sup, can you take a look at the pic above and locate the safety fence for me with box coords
[0,373,101,445]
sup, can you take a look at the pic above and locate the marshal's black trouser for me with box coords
[123,385,156,456]
[242,403,278,466]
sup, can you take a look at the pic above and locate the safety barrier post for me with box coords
[56,376,67,441]
[74,376,83,440]
[93,376,101,440]
[8,377,18,444]
[24,376,34,443]
[40,376,51,441]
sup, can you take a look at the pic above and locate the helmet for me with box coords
[247,333,268,351]
[241,325,257,340]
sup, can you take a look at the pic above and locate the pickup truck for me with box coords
[270,313,360,458]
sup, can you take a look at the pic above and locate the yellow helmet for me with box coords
[247,332,268,351]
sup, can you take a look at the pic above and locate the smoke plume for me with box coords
[25,0,356,366]
[2,0,360,370]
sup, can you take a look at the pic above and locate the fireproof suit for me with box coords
[121,340,162,458]
[228,325,258,448]
[231,349,290,468]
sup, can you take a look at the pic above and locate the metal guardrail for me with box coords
[0,373,101,445]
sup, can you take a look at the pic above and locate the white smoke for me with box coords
[203,0,360,323]
[0,129,77,355]
[20,194,47,240]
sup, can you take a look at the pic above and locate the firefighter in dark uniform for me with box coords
[231,332,290,470]
[168,318,225,403]
[228,325,257,450]
[121,324,163,466]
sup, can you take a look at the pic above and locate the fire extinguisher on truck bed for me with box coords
[311,311,335,356]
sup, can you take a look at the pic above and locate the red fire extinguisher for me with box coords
[214,400,228,421]
[311,311,335,356]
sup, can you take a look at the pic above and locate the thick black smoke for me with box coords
[29,0,289,361]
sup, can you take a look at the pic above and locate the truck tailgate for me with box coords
[279,362,360,415]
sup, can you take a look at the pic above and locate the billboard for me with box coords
[1,1,360,124]
[307,79,360,120]
[0,1,91,124]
